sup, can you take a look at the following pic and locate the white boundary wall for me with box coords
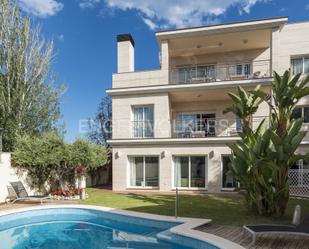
[0,153,33,203]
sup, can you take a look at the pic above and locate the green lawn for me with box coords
[81,188,309,226]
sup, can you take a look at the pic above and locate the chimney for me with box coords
[117,33,135,73]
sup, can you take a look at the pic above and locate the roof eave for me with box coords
[155,16,288,43]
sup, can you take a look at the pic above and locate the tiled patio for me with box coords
[197,224,309,249]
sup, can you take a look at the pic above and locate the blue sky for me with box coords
[18,0,309,142]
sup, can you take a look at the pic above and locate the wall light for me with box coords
[209,151,215,159]
[115,151,121,159]
[161,151,167,159]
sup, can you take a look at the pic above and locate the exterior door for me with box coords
[221,155,238,190]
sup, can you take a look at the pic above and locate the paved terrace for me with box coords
[0,201,308,249]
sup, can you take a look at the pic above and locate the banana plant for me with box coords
[228,120,274,214]
[268,119,308,215]
[223,85,263,133]
[252,70,309,137]
[226,70,309,216]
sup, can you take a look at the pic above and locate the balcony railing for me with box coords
[172,116,269,138]
[130,117,269,139]
[170,60,271,85]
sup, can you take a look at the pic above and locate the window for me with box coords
[129,156,159,187]
[291,106,309,123]
[178,65,216,83]
[291,57,309,75]
[303,159,309,170]
[291,159,309,170]
[291,107,302,120]
[132,106,154,138]
[305,108,309,123]
[236,116,242,132]
[174,156,207,188]
[229,63,251,77]
[175,113,216,137]
[222,155,238,189]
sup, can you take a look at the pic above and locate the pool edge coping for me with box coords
[0,204,245,249]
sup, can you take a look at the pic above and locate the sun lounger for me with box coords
[243,216,309,246]
[8,181,50,204]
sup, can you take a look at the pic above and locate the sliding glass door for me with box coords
[174,156,207,189]
[175,113,216,138]
[221,155,238,190]
[129,156,159,188]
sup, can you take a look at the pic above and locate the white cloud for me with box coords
[141,17,158,30]
[57,34,64,42]
[19,0,63,17]
[79,0,270,30]
[79,0,101,9]
[240,0,259,14]
[306,4,309,10]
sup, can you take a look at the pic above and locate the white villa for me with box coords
[107,17,309,193]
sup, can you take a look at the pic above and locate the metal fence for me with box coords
[289,169,309,198]
[172,116,270,138]
[170,59,271,85]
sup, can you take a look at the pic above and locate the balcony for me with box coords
[170,60,271,85]
[130,116,269,139]
[108,116,270,146]
[172,116,269,138]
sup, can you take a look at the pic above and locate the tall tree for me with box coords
[0,0,64,151]
[87,95,112,146]
[87,95,112,185]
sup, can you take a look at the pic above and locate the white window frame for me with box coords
[172,155,208,190]
[291,56,309,75]
[229,63,252,77]
[131,105,154,138]
[127,155,159,189]
[236,63,251,76]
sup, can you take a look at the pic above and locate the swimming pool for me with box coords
[0,205,243,249]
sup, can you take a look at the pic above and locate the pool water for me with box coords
[0,208,219,249]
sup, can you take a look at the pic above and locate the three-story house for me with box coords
[107,17,309,194]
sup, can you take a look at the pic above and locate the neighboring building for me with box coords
[107,17,309,193]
